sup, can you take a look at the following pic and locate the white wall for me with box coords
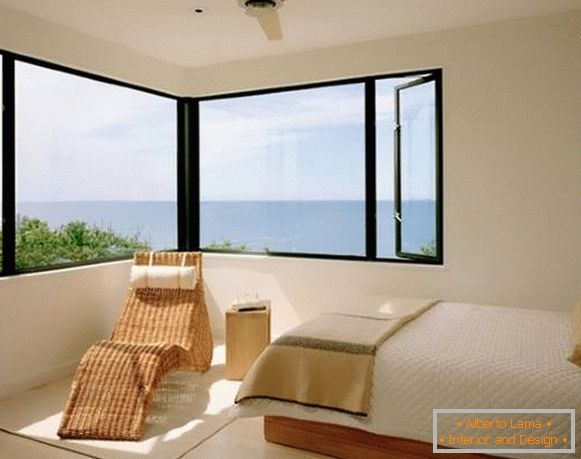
[0,262,129,399]
[0,9,579,397]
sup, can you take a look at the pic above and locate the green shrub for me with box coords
[0,217,150,270]
[419,238,437,257]
[205,239,249,251]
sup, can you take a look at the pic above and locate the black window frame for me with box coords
[0,48,443,276]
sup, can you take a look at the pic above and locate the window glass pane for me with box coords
[398,80,437,256]
[200,84,365,256]
[375,76,416,258]
[15,62,177,270]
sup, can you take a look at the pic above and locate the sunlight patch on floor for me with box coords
[0,343,241,458]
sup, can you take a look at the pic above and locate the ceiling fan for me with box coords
[239,0,285,41]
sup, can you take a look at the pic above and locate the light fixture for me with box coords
[239,0,285,40]
[244,0,277,12]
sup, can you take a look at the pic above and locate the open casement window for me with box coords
[394,74,440,261]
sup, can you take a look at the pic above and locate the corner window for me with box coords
[0,54,440,276]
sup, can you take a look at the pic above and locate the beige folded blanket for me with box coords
[235,297,438,416]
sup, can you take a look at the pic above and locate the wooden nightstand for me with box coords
[225,302,271,381]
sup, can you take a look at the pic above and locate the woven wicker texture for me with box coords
[57,252,213,441]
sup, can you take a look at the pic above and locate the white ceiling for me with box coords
[1,0,580,68]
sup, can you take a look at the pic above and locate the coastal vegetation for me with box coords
[0,217,149,270]
[205,239,250,251]
[0,215,437,270]
[419,238,437,257]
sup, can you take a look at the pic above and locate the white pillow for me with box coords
[130,265,149,288]
[129,265,197,290]
[177,266,197,290]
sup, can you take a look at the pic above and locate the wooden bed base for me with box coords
[264,416,494,459]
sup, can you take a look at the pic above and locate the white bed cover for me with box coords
[232,302,581,458]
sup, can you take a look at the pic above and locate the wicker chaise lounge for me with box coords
[58,251,213,441]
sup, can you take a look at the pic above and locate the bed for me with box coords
[231,302,581,458]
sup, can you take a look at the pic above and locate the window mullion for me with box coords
[178,98,200,252]
[177,99,187,251]
[365,79,377,260]
[190,99,200,251]
[2,54,16,275]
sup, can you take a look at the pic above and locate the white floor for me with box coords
[0,418,330,459]
[0,344,331,459]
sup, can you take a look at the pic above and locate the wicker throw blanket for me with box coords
[235,297,438,416]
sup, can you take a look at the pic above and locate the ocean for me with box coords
[18,200,435,258]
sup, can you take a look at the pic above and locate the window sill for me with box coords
[201,250,446,271]
[0,257,133,281]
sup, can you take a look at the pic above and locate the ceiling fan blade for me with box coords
[256,10,283,41]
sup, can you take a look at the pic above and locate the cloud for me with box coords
[200,84,365,165]
[15,62,176,202]
[198,78,425,167]
[9,63,431,203]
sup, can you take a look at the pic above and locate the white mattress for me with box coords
[232,302,581,458]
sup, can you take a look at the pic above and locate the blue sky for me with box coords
[201,77,436,202]
[201,83,366,201]
[15,61,176,202]
[8,60,435,203]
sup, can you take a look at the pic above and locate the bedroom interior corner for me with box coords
[0,1,580,458]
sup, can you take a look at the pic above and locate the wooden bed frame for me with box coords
[264,416,494,459]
